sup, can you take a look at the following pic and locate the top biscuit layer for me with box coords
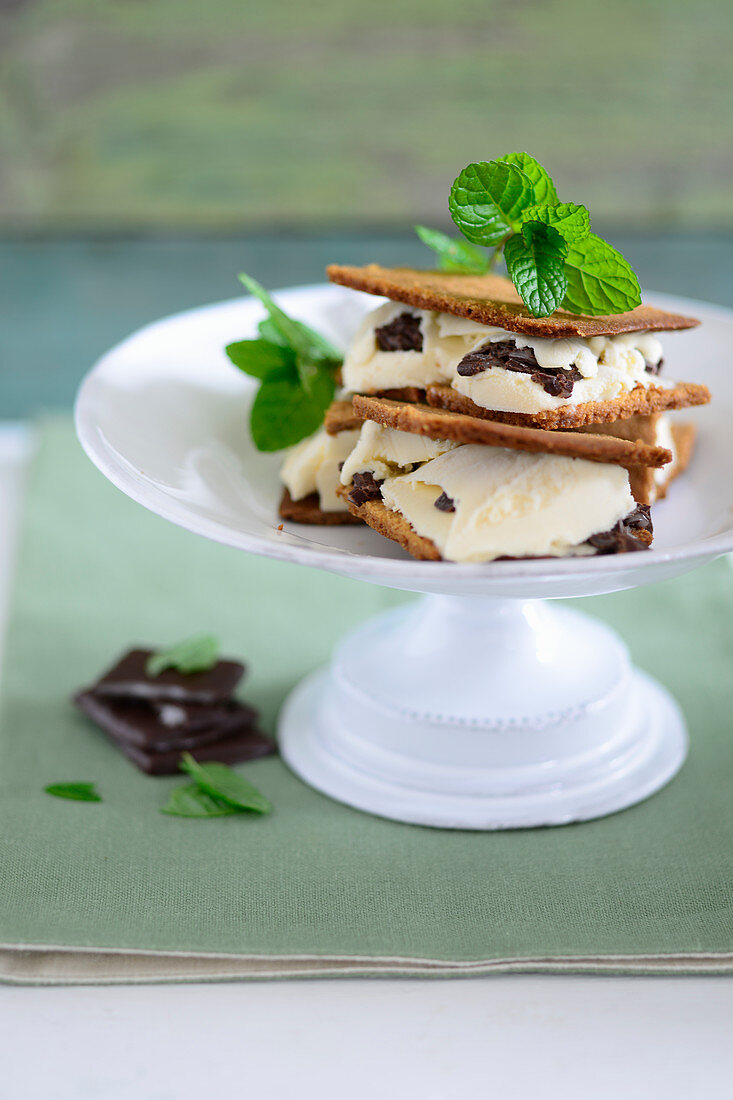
[352,395,672,469]
[327,264,699,338]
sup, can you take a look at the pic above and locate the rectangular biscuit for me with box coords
[583,419,695,504]
[323,400,363,435]
[425,380,710,431]
[328,264,700,338]
[352,395,672,470]
[346,498,442,561]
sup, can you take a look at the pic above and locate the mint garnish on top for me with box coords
[417,151,642,319]
[226,273,341,452]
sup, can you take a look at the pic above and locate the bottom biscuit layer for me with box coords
[279,488,363,526]
[347,498,441,560]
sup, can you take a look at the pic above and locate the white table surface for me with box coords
[1,425,731,1100]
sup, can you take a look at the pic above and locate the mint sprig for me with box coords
[161,754,272,819]
[225,273,340,452]
[417,152,641,318]
[180,753,271,813]
[146,635,219,678]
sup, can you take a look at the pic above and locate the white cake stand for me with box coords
[75,283,733,829]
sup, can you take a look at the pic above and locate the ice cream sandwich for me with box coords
[327,265,710,430]
[337,396,668,563]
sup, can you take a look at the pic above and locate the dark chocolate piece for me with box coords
[151,699,256,735]
[645,358,664,375]
[375,312,423,352]
[434,491,456,513]
[586,505,653,555]
[120,731,275,776]
[75,691,258,751]
[347,471,383,506]
[456,340,583,398]
[74,691,274,775]
[92,648,245,705]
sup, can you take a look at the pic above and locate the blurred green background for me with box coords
[1,0,732,417]
[2,0,731,232]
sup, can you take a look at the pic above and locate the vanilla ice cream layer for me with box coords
[281,427,361,512]
[341,302,443,392]
[339,420,457,485]
[379,445,635,563]
[342,302,667,413]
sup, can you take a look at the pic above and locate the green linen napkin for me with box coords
[1,420,731,984]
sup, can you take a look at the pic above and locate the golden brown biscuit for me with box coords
[346,498,442,560]
[425,380,710,430]
[327,264,699,337]
[352,395,672,469]
[279,489,363,526]
[323,400,363,435]
[575,414,659,502]
[667,423,696,498]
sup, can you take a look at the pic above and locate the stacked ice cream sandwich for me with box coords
[279,265,710,563]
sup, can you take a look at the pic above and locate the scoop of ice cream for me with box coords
[380,444,635,562]
[281,426,360,512]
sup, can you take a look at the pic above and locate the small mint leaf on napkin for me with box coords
[520,202,590,245]
[146,635,220,678]
[414,225,489,274]
[160,783,239,818]
[45,782,102,802]
[238,273,340,365]
[449,159,536,246]
[504,222,568,317]
[562,233,642,316]
[225,339,297,381]
[497,152,558,206]
[250,368,335,452]
[180,753,272,814]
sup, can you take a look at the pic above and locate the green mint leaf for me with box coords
[146,635,220,678]
[562,233,642,316]
[257,318,289,346]
[414,225,489,274]
[45,782,102,802]
[250,367,335,452]
[294,354,321,395]
[160,783,239,818]
[449,160,536,246]
[225,339,297,381]
[238,273,340,364]
[497,152,558,206]
[520,202,590,245]
[180,753,271,814]
[504,222,568,318]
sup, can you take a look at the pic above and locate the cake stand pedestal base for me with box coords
[278,595,687,829]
